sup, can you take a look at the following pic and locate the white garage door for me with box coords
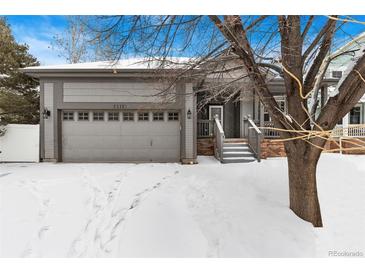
[62,110,180,162]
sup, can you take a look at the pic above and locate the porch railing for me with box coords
[243,116,263,162]
[331,125,365,137]
[213,115,225,162]
[262,121,281,138]
[197,119,214,137]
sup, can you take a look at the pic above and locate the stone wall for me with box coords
[341,138,365,154]
[261,139,286,159]
[197,138,215,156]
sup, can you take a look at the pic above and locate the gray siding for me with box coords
[63,82,176,103]
[43,83,54,160]
[183,83,195,161]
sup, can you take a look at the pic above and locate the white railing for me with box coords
[213,115,225,162]
[197,119,214,137]
[331,125,365,137]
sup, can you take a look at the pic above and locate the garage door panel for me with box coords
[63,122,122,136]
[120,122,179,136]
[62,111,180,162]
[151,136,179,148]
[63,136,123,149]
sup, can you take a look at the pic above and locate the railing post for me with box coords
[257,132,262,162]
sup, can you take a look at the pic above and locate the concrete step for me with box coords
[223,151,254,157]
[223,142,249,147]
[224,138,248,143]
[223,146,251,151]
[222,157,256,163]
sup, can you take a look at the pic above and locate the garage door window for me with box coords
[108,112,119,121]
[123,112,134,121]
[153,112,164,121]
[93,112,105,121]
[168,112,179,121]
[78,111,89,121]
[63,111,74,121]
[138,112,149,121]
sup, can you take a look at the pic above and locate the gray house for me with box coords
[22,55,365,164]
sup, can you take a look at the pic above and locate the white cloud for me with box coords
[10,17,67,65]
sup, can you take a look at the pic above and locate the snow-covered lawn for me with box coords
[1,154,364,258]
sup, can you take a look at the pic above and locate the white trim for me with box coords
[209,105,224,127]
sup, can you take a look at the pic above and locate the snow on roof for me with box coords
[23,57,195,71]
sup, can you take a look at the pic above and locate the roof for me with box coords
[330,31,365,58]
[22,57,195,74]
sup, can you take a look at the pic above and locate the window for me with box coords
[332,71,343,79]
[153,112,164,121]
[63,111,74,121]
[108,112,119,121]
[78,111,89,121]
[350,106,362,124]
[93,112,104,121]
[138,112,149,121]
[168,112,179,121]
[264,99,285,122]
[123,112,134,121]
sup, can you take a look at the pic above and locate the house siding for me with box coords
[43,82,55,160]
[63,82,175,103]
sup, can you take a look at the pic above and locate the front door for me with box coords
[209,105,224,127]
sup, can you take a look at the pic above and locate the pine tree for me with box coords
[0,17,40,125]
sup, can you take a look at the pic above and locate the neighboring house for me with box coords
[325,32,365,134]
[22,42,365,164]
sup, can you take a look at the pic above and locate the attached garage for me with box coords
[22,60,197,164]
[61,110,181,162]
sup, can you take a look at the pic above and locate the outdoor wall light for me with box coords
[42,108,51,119]
[187,109,192,119]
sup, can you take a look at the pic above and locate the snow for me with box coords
[22,57,194,71]
[0,154,364,257]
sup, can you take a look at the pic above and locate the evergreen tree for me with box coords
[0,17,40,125]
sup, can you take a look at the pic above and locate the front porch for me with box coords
[196,98,365,161]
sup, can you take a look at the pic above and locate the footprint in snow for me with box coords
[38,226,50,239]
[129,198,140,209]
[21,248,33,258]
[0,172,11,177]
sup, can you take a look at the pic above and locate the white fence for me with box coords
[0,124,39,162]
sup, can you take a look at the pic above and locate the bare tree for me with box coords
[53,16,111,63]
[84,15,365,227]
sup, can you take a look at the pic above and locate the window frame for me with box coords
[108,111,120,121]
[123,112,135,121]
[138,112,150,121]
[168,112,179,121]
[78,111,89,121]
[93,111,105,121]
[63,111,74,121]
[263,98,286,122]
[332,70,343,79]
[153,112,164,121]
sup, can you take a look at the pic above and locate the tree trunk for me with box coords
[286,143,323,227]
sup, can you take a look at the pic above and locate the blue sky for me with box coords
[4,15,365,66]
[6,16,68,65]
